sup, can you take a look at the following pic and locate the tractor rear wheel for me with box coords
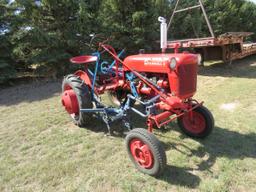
[125,128,166,176]
[177,105,214,138]
[61,74,93,127]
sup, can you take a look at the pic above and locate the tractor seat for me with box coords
[70,55,97,64]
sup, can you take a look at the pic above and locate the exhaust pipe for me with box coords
[158,17,167,53]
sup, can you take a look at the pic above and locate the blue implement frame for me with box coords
[79,50,160,134]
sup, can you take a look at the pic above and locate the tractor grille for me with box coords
[177,63,197,97]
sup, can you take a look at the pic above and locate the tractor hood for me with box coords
[123,53,198,73]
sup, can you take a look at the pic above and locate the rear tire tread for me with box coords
[62,74,92,127]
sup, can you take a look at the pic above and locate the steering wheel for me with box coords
[89,34,109,51]
[101,44,120,67]
[89,34,121,73]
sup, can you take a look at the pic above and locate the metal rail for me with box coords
[174,5,201,13]
[199,0,215,38]
[167,0,215,38]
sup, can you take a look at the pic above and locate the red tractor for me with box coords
[61,17,214,176]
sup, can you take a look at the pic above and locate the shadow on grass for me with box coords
[82,117,201,188]
[198,55,256,79]
[191,126,256,171]
[84,115,256,188]
[159,165,201,188]
[159,126,256,186]
[0,80,61,106]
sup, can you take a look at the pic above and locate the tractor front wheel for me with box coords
[125,128,166,176]
[61,74,93,127]
[178,105,214,138]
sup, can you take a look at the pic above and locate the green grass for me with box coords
[0,56,256,192]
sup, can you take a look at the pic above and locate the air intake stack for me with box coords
[158,17,168,53]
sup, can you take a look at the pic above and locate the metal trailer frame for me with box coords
[167,0,256,65]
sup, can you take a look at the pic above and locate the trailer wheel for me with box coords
[61,74,93,127]
[178,105,214,138]
[198,53,204,66]
[125,128,166,176]
[195,49,204,66]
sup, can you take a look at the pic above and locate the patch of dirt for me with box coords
[0,79,61,106]
[220,102,238,112]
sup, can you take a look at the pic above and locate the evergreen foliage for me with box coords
[0,0,256,83]
[99,0,170,53]
[0,0,16,83]
[0,34,16,83]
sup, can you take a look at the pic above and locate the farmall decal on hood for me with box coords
[144,57,170,66]
[123,54,172,73]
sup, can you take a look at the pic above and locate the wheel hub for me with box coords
[183,111,206,134]
[61,89,79,114]
[130,139,154,169]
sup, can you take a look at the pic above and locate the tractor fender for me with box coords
[74,70,92,88]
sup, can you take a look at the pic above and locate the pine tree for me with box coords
[0,0,16,83]
[99,0,170,53]
[10,0,103,78]
[1,0,256,84]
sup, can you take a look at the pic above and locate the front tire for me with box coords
[125,128,166,176]
[61,74,93,127]
[178,105,214,138]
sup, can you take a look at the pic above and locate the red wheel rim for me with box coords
[182,111,206,134]
[61,85,79,116]
[129,139,154,169]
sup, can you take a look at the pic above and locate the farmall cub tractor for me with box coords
[61,17,214,176]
